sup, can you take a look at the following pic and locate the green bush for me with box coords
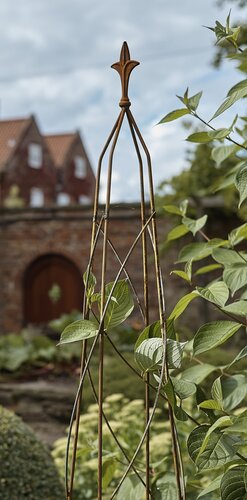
[0,406,64,499]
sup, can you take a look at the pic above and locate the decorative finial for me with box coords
[111,42,140,108]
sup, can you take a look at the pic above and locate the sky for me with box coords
[0,0,246,202]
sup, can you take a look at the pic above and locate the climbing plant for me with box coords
[57,13,247,500]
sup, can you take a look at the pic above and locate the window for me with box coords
[74,156,87,179]
[57,193,70,206]
[79,195,91,205]
[30,188,44,207]
[28,143,42,168]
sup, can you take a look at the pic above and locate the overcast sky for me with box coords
[0,0,246,201]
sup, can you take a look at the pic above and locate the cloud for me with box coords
[0,0,245,201]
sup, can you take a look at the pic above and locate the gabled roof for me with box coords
[0,117,32,170]
[45,133,77,168]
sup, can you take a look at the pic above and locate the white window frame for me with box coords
[74,155,87,179]
[57,192,70,206]
[30,188,44,207]
[79,195,91,205]
[28,143,42,169]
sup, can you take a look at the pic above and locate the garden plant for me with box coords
[0,406,64,499]
[54,13,247,499]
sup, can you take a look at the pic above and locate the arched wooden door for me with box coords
[24,254,83,324]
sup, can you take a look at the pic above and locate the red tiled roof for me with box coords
[45,133,76,168]
[0,117,31,170]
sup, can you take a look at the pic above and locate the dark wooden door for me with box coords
[24,254,83,324]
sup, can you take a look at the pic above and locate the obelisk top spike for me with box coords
[111,42,140,107]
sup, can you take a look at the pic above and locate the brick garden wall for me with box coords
[0,204,237,334]
[0,204,179,333]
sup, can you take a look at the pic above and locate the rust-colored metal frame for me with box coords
[65,42,185,500]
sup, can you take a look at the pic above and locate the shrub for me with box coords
[0,406,64,500]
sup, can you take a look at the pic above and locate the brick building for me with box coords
[0,115,95,209]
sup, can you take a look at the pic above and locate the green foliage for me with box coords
[147,12,247,497]
[52,394,176,499]
[55,12,247,499]
[193,321,241,355]
[0,329,81,374]
[58,279,134,346]
[59,319,98,345]
[0,406,63,499]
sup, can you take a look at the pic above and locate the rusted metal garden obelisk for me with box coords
[65,42,183,500]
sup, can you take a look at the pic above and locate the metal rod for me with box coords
[67,340,87,500]
[98,109,125,498]
[87,367,151,492]
[66,216,105,499]
[127,109,185,499]
[126,108,150,498]
[96,223,145,321]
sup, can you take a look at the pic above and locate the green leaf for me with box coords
[210,87,247,122]
[196,281,229,307]
[158,108,190,124]
[104,280,134,329]
[228,79,247,96]
[186,131,213,143]
[178,239,227,263]
[220,466,247,500]
[212,376,224,406]
[221,374,247,411]
[135,320,161,350]
[168,292,198,320]
[170,376,196,399]
[193,321,241,356]
[182,215,208,236]
[214,163,244,192]
[162,378,188,421]
[167,339,187,369]
[197,416,232,460]
[235,166,247,207]
[171,269,191,283]
[240,287,247,300]
[187,90,203,111]
[209,127,231,140]
[185,259,193,281]
[222,300,247,318]
[83,268,97,300]
[135,338,186,372]
[154,473,178,499]
[102,457,116,489]
[229,223,247,246]
[227,346,247,369]
[212,144,240,166]
[223,264,247,295]
[135,338,163,372]
[163,204,181,216]
[212,248,247,266]
[188,425,236,471]
[197,475,222,498]
[195,264,222,276]
[199,399,223,410]
[167,224,189,241]
[179,199,189,216]
[224,409,247,434]
[117,474,145,500]
[59,319,98,345]
[181,364,217,384]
